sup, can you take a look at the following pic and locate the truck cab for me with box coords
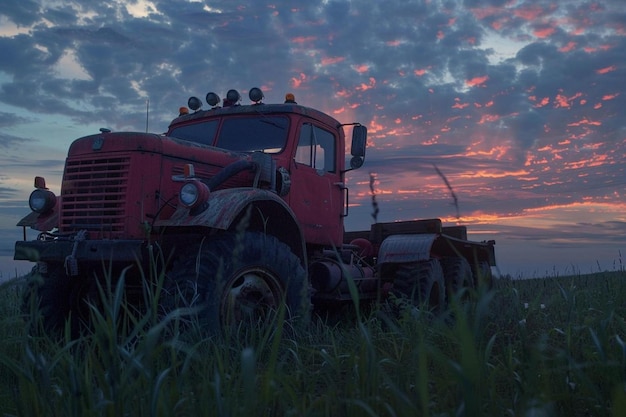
[164,90,365,249]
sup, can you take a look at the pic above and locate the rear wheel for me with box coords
[441,257,473,301]
[162,232,309,333]
[473,261,493,289]
[392,259,445,309]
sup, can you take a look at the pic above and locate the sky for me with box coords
[0,0,625,279]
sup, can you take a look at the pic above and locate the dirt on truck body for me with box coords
[15,87,496,335]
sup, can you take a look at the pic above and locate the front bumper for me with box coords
[14,239,145,263]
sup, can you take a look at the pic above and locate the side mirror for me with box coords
[349,125,367,169]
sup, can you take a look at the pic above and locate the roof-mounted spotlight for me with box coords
[206,92,221,107]
[188,96,202,111]
[224,89,241,107]
[249,87,264,104]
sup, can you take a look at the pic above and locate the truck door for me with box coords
[289,122,343,246]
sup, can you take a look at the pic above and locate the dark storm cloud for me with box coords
[0,111,27,128]
[0,186,19,200]
[0,0,41,26]
[0,131,28,148]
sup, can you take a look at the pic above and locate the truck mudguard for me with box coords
[377,233,438,264]
[155,187,306,262]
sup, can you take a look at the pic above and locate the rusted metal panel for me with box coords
[377,233,438,264]
[155,187,294,230]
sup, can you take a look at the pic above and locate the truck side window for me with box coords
[295,123,336,172]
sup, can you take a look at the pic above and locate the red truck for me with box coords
[15,87,496,332]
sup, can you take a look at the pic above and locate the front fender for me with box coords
[155,187,306,262]
[156,188,290,229]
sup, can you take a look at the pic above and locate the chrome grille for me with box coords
[60,156,130,237]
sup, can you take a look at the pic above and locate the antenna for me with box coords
[433,164,460,220]
[145,99,149,132]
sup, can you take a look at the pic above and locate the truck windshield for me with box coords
[169,116,289,153]
[216,116,289,153]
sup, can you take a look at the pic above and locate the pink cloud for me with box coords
[470,6,501,20]
[596,65,617,74]
[559,41,577,53]
[478,114,501,124]
[291,36,316,44]
[321,56,345,66]
[534,26,556,38]
[602,93,619,101]
[355,77,376,91]
[290,73,307,88]
[466,75,488,87]
[353,64,369,74]
[567,118,601,127]
[514,4,544,21]
[451,98,469,109]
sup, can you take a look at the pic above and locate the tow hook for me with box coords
[64,230,87,276]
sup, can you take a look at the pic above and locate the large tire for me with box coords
[473,261,493,289]
[441,257,473,301]
[392,259,445,309]
[22,265,93,336]
[162,231,310,333]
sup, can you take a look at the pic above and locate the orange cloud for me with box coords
[602,93,619,100]
[554,94,569,108]
[356,77,376,91]
[553,92,582,109]
[514,4,544,20]
[321,56,345,66]
[532,96,550,108]
[458,168,530,179]
[567,118,601,127]
[471,6,501,20]
[596,65,616,74]
[466,75,488,87]
[290,73,307,88]
[559,41,577,52]
[353,64,369,74]
[291,36,316,44]
[477,114,500,124]
[534,27,556,38]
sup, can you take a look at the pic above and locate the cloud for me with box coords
[0,0,624,276]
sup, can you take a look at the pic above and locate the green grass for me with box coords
[0,270,625,416]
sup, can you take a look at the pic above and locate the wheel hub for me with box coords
[223,268,281,324]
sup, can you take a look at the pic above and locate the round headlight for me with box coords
[180,182,199,207]
[29,189,56,213]
[179,181,210,209]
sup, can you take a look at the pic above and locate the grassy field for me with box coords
[0,270,624,416]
